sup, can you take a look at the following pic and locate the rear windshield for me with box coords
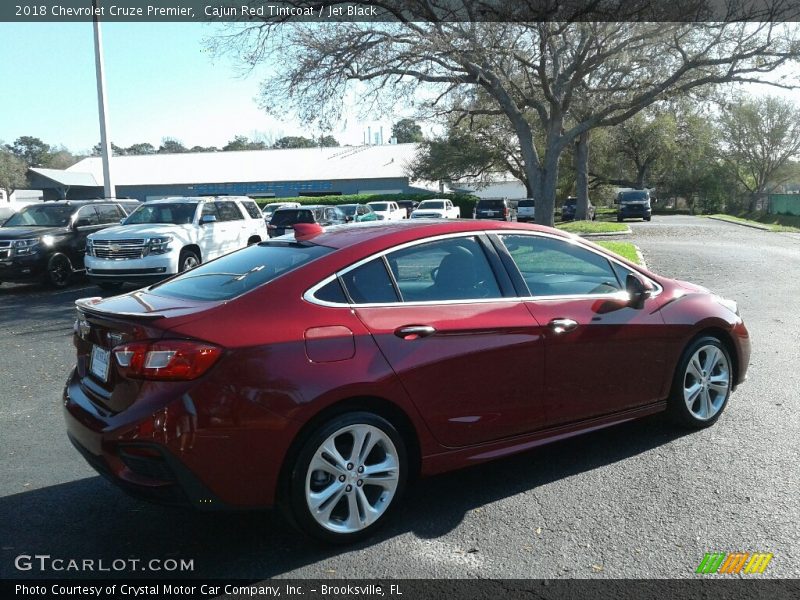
[477,200,505,209]
[369,203,390,211]
[124,202,197,225]
[271,209,315,227]
[518,200,535,207]
[149,242,333,301]
[563,198,577,206]
[619,191,649,202]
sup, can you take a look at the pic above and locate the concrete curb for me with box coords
[634,245,648,270]
[577,227,632,238]
[706,216,771,231]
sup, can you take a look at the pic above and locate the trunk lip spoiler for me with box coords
[75,296,166,320]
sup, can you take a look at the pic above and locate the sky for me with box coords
[0,22,402,154]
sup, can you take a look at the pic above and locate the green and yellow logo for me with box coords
[696,552,773,574]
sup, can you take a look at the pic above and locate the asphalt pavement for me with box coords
[0,215,797,580]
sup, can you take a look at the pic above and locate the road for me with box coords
[0,215,797,580]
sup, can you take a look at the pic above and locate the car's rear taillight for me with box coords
[113,340,222,381]
[503,207,509,218]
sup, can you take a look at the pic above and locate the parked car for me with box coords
[396,200,419,218]
[268,205,347,237]
[473,198,511,221]
[561,197,596,221]
[516,199,536,223]
[262,202,301,222]
[410,199,461,219]
[0,201,31,226]
[338,203,378,223]
[85,196,267,289]
[367,201,406,221]
[65,219,749,544]
[0,200,140,288]
[617,190,652,222]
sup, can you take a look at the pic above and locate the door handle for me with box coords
[394,325,436,340]
[548,318,578,334]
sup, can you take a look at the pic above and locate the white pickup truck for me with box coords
[85,196,267,289]
[366,201,406,221]
[410,199,461,219]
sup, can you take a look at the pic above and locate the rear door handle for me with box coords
[394,325,436,340]
[548,318,578,334]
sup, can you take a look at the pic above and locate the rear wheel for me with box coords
[287,411,407,544]
[178,249,200,272]
[45,253,73,288]
[668,336,732,428]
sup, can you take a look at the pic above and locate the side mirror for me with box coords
[345,215,354,223]
[119,218,125,224]
[200,214,217,225]
[626,273,652,309]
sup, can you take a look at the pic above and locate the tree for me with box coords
[219,8,800,225]
[92,142,126,156]
[44,147,79,170]
[223,135,266,151]
[718,95,800,211]
[158,138,188,154]
[318,135,339,147]
[189,145,220,153]
[272,136,317,149]
[0,149,27,199]
[392,119,424,143]
[7,136,51,167]
[125,142,157,155]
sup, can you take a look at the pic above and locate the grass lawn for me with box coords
[595,241,641,265]
[556,220,629,234]
[707,213,800,233]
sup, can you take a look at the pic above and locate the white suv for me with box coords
[367,201,406,221]
[85,196,267,289]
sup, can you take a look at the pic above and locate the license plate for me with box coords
[485,211,495,216]
[90,345,111,382]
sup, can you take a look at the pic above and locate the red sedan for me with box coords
[64,220,749,543]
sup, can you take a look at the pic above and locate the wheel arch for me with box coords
[247,235,261,245]
[181,244,202,262]
[682,326,740,390]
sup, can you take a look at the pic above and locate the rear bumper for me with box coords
[62,366,297,509]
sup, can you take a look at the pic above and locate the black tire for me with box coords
[97,281,124,292]
[178,249,200,272]
[617,215,624,222]
[645,216,652,222]
[286,411,408,544]
[668,336,733,429]
[45,253,73,288]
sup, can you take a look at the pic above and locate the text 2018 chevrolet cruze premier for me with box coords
[64,220,749,543]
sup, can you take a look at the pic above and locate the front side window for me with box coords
[499,234,622,297]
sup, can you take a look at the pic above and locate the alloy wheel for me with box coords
[47,254,72,287]
[304,424,400,534]
[683,344,730,421]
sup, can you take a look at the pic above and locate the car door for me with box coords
[493,232,669,427]
[343,234,547,448]
[214,200,246,254]
[70,206,106,264]
[198,202,225,260]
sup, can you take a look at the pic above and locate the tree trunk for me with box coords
[575,131,590,220]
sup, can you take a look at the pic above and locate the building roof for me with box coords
[59,144,420,187]
[29,168,100,187]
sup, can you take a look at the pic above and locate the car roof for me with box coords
[146,196,251,204]
[305,219,571,251]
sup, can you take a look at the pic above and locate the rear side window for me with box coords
[216,201,244,221]
[149,242,333,301]
[240,201,263,219]
[340,259,399,304]
[96,204,124,224]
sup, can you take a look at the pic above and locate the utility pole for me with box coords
[93,0,116,199]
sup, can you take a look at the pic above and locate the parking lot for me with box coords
[0,215,798,579]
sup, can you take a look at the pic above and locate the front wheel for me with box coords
[45,253,73,288]
[287,412,407,544]
[178,249,200,272]
[668,336,733,428]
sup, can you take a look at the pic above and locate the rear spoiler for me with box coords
[75,296,166,320]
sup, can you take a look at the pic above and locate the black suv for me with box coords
[616,190,652,222]
[561,197,596,221]
[473,198,511,221]
[268,205,347,238]
[0,200,140,288]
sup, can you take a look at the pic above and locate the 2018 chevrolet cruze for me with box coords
[64,220,749,543]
